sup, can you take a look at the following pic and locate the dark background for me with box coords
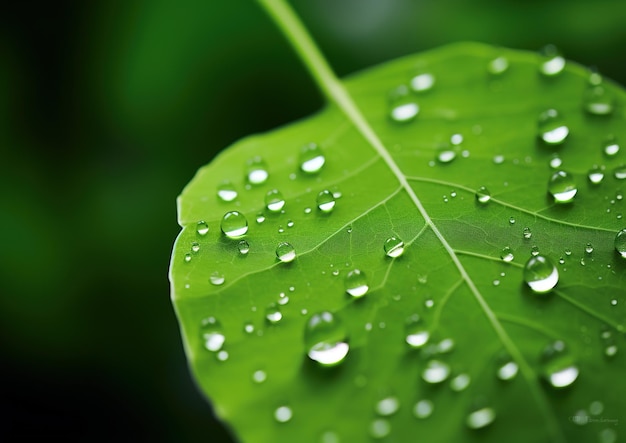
[1,0,625,441]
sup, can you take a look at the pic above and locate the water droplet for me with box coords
[603,135,620,157]
[246,157,269,185]
[300,142,325,173]
[221,211,248,238]
[539,44,565,76]
[590,401,604,416]
[437,338,455,353]
[384,237,404,258]
[265,189,285,212]
[466,407,496,429]
[583,84,614,115]
[488,56,509,75]
[238,240,250,255]
[244,322,254,334]
[450,373,471,391]
[531,245,540,256]
[369,419,390,439]
[599,428,617,443]
[410,73,435,92]
[500,246,514,262]
[524,255,558,293]
[523,227,532,239]
[274,406,292,423]
[265,303,283,324]
[344,269,369,297]
[422,360,450,384]
[190,242,200,253]
[305,311,349,366]
[256,213,266,224]
[475,186,491,204]
[252,369,266,383]
[615,165,626,180]
[388,85,419,123]
[200,317,225,352]
[210,271,225,286]
[184,253,192,263]
[316,190,336,213]
[196,221,209,236]
[216,350,229,361]
[610,299,617,306]
[615,229,626,258]
[217,181,238,202]
[548,170,577,203]
[376,397,399,416]
[588,165,605,184]
[538,109,569,145]
[497,361,519,381]
[425,299,434,308]
[405,315,430,348]
[493,155,505,164]
[276,242,296,263]
[509,217,516,225]
[541,340,579,388]
[549,154,562,169]
[413,400,434,419]
[437,145,456,163]
[572,410,589,426]
[584,243,594,254]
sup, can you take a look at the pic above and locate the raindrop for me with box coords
[450,374,471,392]
[369,419,390,439]
[615,229,626,258]
[276,242,296,263]
[422,360,450,384]
[274,406,292,423]
[252,370,266,383]
[344,269,369,297]
[538,109,569,145]
[497,361,519,381]
[375,397,400,416]
[413,400,434,419]
[615,165,626,180]
[548,170,577,203]
[245,157,269,185]
[238,240,250,255]
[523,227,532,239]
[405,315,430,348]
[437,145,456,163]
[265,189,286,212]
[388,85,419,123]
[305,311,349,366]
[500,246,514,262]
[210,271,225,286]
[221,211,248,238]
[410,73,435,92]
[476,186,491,204]
[603,136,620,157]
[300,142,325,173]
[539,44,565,76]
[524,255,558,293]
[316,190,336,213]
[588,166,605,184]
[200,317,225,352]
[466,407,496,429]
[583,84,614,115]
[488,56,509,75]
[384,237,405,258]
[217,181,238,202]
[196,221,209,236]
[541,340,579,388]
[265,303,282,324]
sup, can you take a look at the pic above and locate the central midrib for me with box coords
[258,0,563,441]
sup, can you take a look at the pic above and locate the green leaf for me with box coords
[169,4,626,443]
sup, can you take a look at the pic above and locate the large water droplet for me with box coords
[245,157,269,185]
[274,406,292,423]
[422,360,450,384]
[217,181,238,202]
[500,246,514,262]
[275,242,296,263]
[583,84,614,115]
[548,170,578,203]
[388,85,418,123]
[466,407,496,429]
[538,109,569,145]
[476,186,491,204]
[221,211,248,238]
[588,165,605,184]
[375,397,400,416]
[413,400,434,419]
[410,73,435,92]
[384,237,404,258]
[524,255,558,293]
[300,142,325,174]
[539,44,565,76]
[405,315,430,348]
[305,311,349,366]
[265,189,286,212]
[316,190,336,213]
[615,229,626,258]
[345,269,369,297]
[196,221,209,236]
[200,317,225,352]
[541,340,579,388]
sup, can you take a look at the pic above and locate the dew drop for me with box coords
[497,361,519,381]
[184,253,192,263]
[252,369,266,383]
[615,165,626,180]
[599,428,617,443]
[549,155,562,169]
[548,170,577,203]
[531,245,540,256]
[305,311,349,366]
[384,236,405,258]
[369,419,390,439]
[191,242,200,253]
[437,338,455,353]
[216,350,228,361]
[274,406,292,423]
[221,211,248,238]
[615,229,626,258]
[538,109,569,145]
[509,217,516,225]
[316,190,336,213]
[466,407,496,429]
[524,255,558,293]
[500,246,514,262]
[583,84,614,115]
[389,85,419,123]
[437,146,456,163]
[413,400,434,419]
[405,315,430,348]
[245,157,269,185]
[238,240,250,255]
[539,44,565,76]
[410,73,435,92]
[585,242,594,254]
[523,227,532,239]
[476,186,491,204]
[376,397,399,416]
[196,221,209,236]
[493,155,505,164]
[589,401,604,416]
[541,340,579,388]
[344,269,369,297]
[276,242,296,263]
[488,56,509,75]
[217,181,238,202]
[210,271,225,286]
[450,373,471,392]
[256,213,266,224]
[244,322,254,334]
[603,135,620,157]
[300,142,325,174]
[265,189,286,212]
[422,360,450,384]
[265,303,282,324]
[588,166,605,184]
[200,317,225,352]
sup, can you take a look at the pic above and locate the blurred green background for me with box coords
[1,0,624,440]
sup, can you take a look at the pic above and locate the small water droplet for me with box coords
[425,299,434,308]
[548,170,578,203]
[488,56,509,75]
[584,242,594,254]
[437,145,456,163]
[245,157,269,185]
[276,242,296,263]
[549,154,563,169]
[615,229,626,258]
[531,245,540,256]
[524,255,558,293]
[405,315,430,348]
[305,311,349,366]
[613,165,626,180]
[210,271,225,286]
[589,401,604,416]
[500,246,514,262]
[190,242,200,253]
[265,189,286,212]
[265,303,282,324]
[497,361,519,381]
[252,369,266,383]
[196,221,209,236]
[238,240,250,255]
[523,227,532,239]
[413,399,434,419]
[587,165,605,184]
[345,269,369,297]
[316,190,336,213]
[583,84,614,115]
[304,207,312,214]
[603,135,620,157]
[369,419,390,439]
[375,397,399,416]
[300,142,325,173]
[599,428,617,443]
[200,317,225,352]
[509,217,516,225]
[437,338,455,353]
[410,73,435,92]
[184,253,192,263]
[256,213,266,224]
[320,431,340,443]
[217,181,238,202]
[216,350,229,361]
[450,373,471,391]
[538,109,569,145]
[493,155,505,164]
[422,360,450,384]
[541,340,579,388]
[389,85,419,123]
[384,236,405,258]
[221,211,248,238]
[610,299,618,306]
[539,44,565,76]
[466,407,496,429]
[274,405,292,423]
[475,186,491,204]
[244,322,254,334]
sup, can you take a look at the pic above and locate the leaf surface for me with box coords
[170,41,626,443]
